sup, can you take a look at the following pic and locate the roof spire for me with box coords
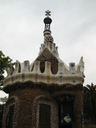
[43,10,52,36]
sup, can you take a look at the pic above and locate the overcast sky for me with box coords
[0,0,96,97]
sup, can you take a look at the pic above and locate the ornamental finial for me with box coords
[45,10,51,17]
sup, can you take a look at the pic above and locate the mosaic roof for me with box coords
[3,13,85,90]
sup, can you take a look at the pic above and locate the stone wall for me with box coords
[3,83,83,128]
[9,86,50,128]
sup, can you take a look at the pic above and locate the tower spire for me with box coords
[43,10,52,35]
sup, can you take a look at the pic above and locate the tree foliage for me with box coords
[0,51,14,88]
[83,83,96,124]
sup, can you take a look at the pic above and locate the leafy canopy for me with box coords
[83,83,96,124]
[0,51,14,87]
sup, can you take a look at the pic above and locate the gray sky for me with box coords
[0,0,96,97]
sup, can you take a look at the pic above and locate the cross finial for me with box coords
[45,10,51,17]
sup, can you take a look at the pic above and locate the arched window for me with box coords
[2,96,19,128]
[6,104,15,128]
[32,95,58,128]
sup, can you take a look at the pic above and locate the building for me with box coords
[2,11,85,128]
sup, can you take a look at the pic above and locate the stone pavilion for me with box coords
[2,11,85,128]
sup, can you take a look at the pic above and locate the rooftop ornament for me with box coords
[45,10,51,17]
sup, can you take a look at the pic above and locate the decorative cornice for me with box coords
[3,81,83,93]
[3,71,84,87]
[3,57,84,91]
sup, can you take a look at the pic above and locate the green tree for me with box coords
[0,51,14,89]
[83,83,96,124]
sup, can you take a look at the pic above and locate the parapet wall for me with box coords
[3,59,84,88]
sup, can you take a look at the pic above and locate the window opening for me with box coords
[39,104,51,128]
[6,104,15,128]
[59,102,73,128]
[40,62,45,73]
[51,61,58,74]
